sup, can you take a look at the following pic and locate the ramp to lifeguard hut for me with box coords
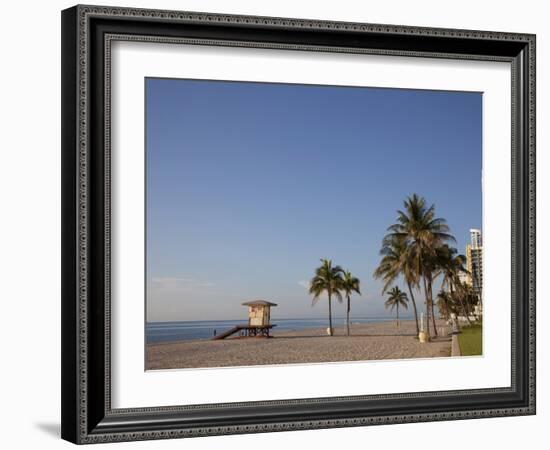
[212,325,245,340]
[212,324,275,340]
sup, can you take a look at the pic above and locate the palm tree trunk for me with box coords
[397,303,400,327]
[406,281,420,336]
[428,276,438,336]
[346,294,351,336]
[469,294,476,321]
[448,283,460,328]
[455,284,472,325]
[467,294,476,318]
[461,299,472,325]
[443,299,449,320]
[422,276,431,339]
[328,291,334,336]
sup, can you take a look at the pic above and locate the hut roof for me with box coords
[242,300,278,307]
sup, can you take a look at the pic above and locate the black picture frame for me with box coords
[61,4,536,444]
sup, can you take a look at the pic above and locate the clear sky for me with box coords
[146,78,482,322]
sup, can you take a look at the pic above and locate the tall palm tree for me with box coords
[385,194,455,338]
[341,270,361,336]
[309,259,344,336]
[437,244,472,325]
[421,251,440,336]
[460,283,480,320]
[436,290,453,321]
[385,286,408,327]
[374,235,421,335]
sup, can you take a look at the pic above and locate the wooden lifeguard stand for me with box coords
[212,300,277,340]
[243,300,277,327]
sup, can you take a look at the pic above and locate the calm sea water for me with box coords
[145,317,408,344]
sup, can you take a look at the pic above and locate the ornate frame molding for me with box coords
[61,4,536,444]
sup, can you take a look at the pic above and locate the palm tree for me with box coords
[436,290,454,321]
[437,244,472,325]
[309,259,344,336]
[341,270,361,336]
[374,235,421,335]
[385,194,455,338]
[421,251,441,335]
[460,282,480,320]
[385,286,408,327]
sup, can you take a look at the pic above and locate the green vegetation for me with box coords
[458,324,483,356]
[308,194,481,340]
[374,234,421,335]
[308,259,361,337]
[384,286,409,327]
[341,271,361,336]
[309,259,344,336]
[374,194,481,339]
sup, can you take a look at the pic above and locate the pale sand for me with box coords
[146,319,452,370]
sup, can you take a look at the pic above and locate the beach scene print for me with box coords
[145,78,483,370]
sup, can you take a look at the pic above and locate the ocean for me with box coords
[145,317,408,343]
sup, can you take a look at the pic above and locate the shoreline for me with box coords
[146,319,453,370]
[146,317,415,345]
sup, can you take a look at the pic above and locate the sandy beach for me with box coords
[146,319,452,370]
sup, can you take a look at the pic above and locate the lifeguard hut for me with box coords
[212,300,277,340]
[243,300,277,327]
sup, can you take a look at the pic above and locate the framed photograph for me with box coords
[61,5,536,444]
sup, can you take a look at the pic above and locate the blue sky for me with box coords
[146,78,482,322]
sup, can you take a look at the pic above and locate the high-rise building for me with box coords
[466,228,483,301]
[470,228,482,248]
